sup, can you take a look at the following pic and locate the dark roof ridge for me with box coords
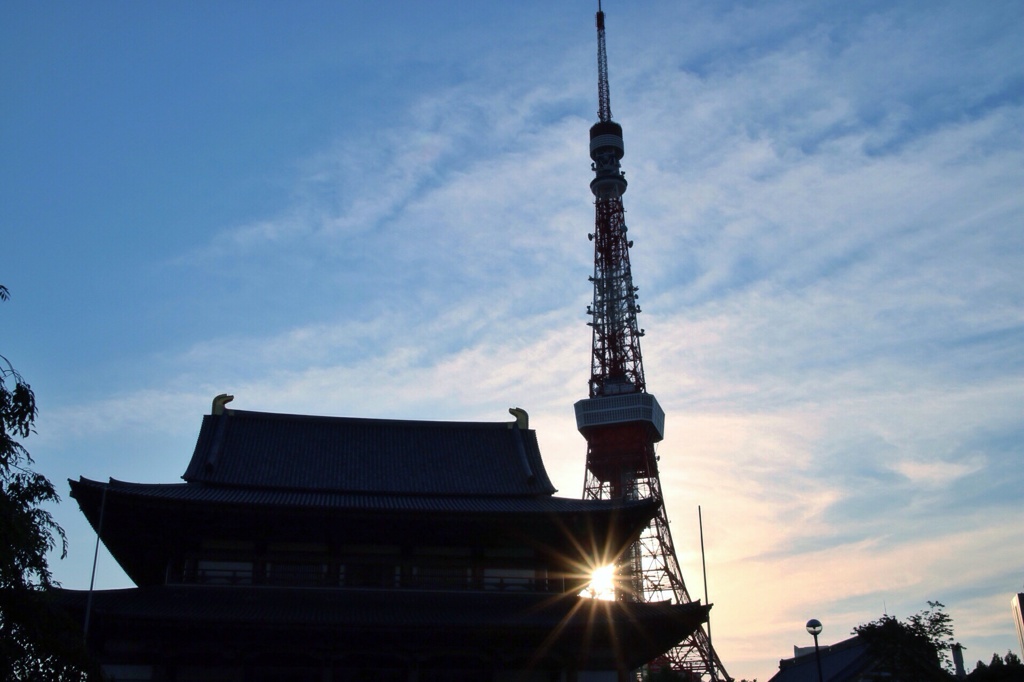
[69,476,659,517]
[214,407,529,431]
[78,476,658,508]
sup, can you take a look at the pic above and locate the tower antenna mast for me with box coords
[596,1,612,123]
[575,5,731,679]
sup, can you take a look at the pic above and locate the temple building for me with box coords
[57,398,708,681]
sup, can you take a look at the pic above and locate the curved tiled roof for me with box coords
[182,409,555,496]
[53,586,710,671]
[55,585,703,629]
[71,476,655,515]
[68,475,660,587]
[67,408,661,588]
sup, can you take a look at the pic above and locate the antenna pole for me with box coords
[596,4,612,122]
[83,485,108,641]
[700,505,716,680]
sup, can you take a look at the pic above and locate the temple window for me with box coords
[339,545,401,589]
[408,546,472,589]
[264,561,328,587]
[482,567,535,591]
[264,543,330,587]
[481,546,541,591]
[195,559,254,585]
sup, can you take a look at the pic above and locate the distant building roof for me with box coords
[769,633,951,682]
[181,409,556,496]
[768,636,872,682]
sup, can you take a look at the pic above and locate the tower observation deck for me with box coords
[576,5,731,680]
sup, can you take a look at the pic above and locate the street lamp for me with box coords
[806,619,824,682]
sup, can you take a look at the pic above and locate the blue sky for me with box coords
[2,1,1022,678]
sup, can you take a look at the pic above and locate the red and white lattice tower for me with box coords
[574,6,730,680]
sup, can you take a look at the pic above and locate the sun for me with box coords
[581,563,617,600]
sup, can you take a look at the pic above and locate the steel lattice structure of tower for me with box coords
[574,6,731,680]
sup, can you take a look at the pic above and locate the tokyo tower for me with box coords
[574,5,731,680]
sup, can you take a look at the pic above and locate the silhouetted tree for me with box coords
[968,651,1024,682]
[0,285,96,679]
[853,601,955,680]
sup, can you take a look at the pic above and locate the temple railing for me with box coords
[175,559,568,594]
